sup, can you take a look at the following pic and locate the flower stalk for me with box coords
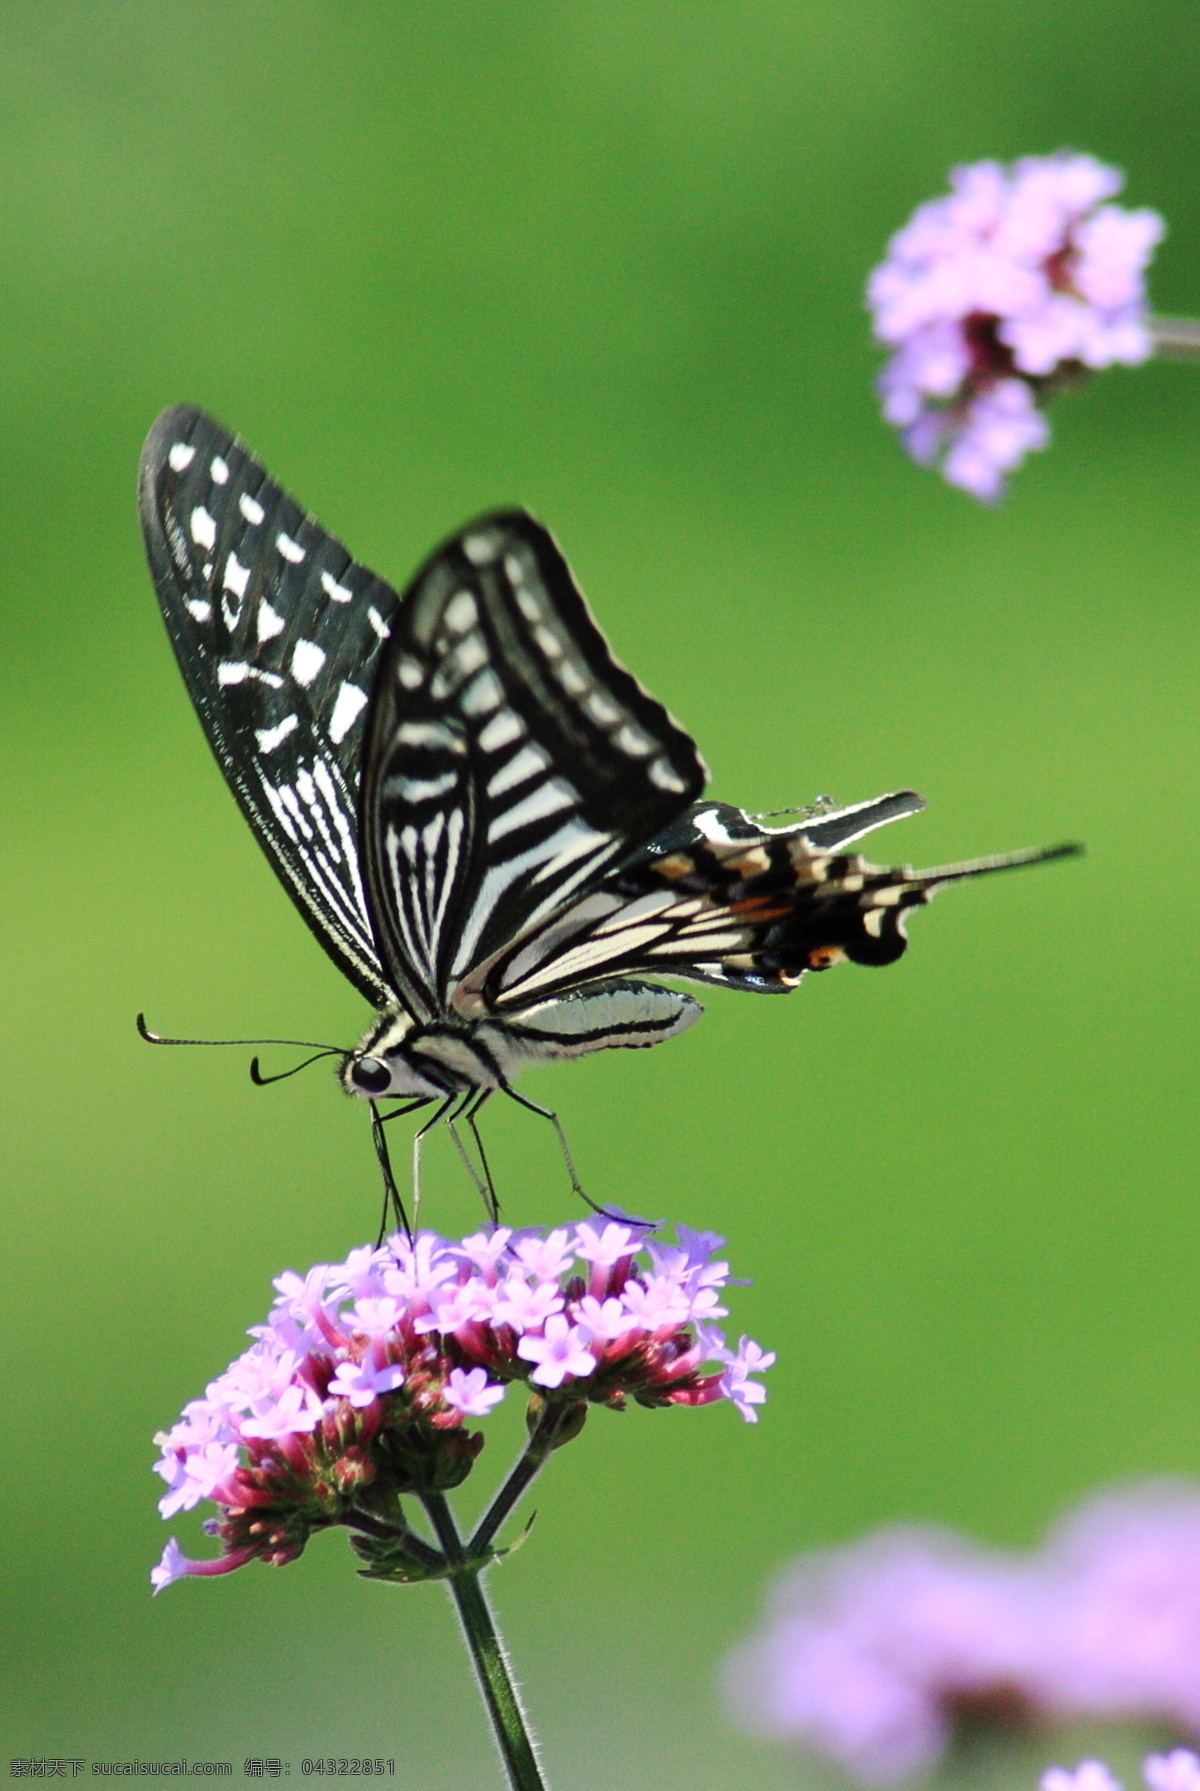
[422,1488,548,1791]
[1149,314,1200,360]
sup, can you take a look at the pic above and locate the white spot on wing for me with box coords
[277,532,305,564]
[217,661,284,688]
[462,669,503,716]
[454,633,488,677]
[256,715,299,753]
[168,443,195,472]
[368,606,391,640]
[185,598,212,622]
[190,507,216,551]
[223,554,250,600]
[211,455,229,485]
[585,691,620,726]
[649,758,687,793]
[328,681,369,744]
[478,709,524,753]
[240,493,265,526]
[396,721,464,751]
[321,570,353,604]
[615,723,653,757]
[291,638,326,687]
[398,656,423,689]
[463,532,499,565]
[445,591,479,634]
[693,808,739,844]
[257,599,286,643]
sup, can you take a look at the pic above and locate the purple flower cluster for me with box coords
[1044,1753,1200,1791]
[867,153,1164,499]
[153,1219,772,1591]
[722,1482,1200,1784]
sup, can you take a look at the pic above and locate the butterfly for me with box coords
[138,404,1079,1229]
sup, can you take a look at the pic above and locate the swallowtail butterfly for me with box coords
[139,406,1078,1224]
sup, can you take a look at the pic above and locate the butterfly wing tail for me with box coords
[830,840,1084,967]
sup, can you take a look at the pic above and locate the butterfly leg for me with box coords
[465,1092,499,1223]
[412,1094,459,1228]
[446,1093,494,1217]
[370,1098,415,1244]
[499,1084,628,1221]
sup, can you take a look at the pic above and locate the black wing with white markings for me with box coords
[361,512,708,1015]
[464,799,1077,1005]
[139,405,404,1008]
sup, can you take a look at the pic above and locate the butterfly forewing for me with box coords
[139,405,406,1007]
[361,513,707,1013]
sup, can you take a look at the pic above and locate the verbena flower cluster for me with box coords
[867,153,1164,500]
[723,1482,1200,1784]
[1043,1754,1200,1791]
[152,1220,772,1591]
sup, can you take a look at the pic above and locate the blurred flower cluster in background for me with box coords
[724,1482,1200,1782]
[868,154,1164,499]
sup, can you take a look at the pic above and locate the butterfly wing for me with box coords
[360,511,708,1014]
[139,404,406,1009]
[467,805,1074,1006]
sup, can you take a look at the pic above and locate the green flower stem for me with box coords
[1149,314,1200,360]
[469,1401,570,1559]
[343,1509,447,1572]
[422,1489,549,1791]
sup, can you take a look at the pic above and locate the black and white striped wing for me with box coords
[139,405,404,1009]
[464,797,1065,1007]
[361,512,707,1014]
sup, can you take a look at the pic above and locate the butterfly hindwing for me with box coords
[469,801,946,1006]
[361,511,708,1012]
[139,405,408,1008]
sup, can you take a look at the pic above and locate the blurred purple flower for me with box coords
[722,1482,1200,1784]
[1042,1753,1200,1791]
[868,153,1164,499]
[152,1218,771,1591]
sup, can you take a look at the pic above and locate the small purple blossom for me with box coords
[723,1481,1200,1784]
[442,1366,506,1418]
[517,1313,598,1388]
[717,1337,777,1423]
[152,1219,770,1590]
[326,1356,407,1407]
[868,153,1164,499]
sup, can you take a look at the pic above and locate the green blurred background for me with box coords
[4,3,1200,1787]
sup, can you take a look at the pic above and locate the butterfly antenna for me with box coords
[249,1050,341,1086]
[137,1013,343,1053]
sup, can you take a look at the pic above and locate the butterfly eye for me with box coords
[350,1056,392,1095]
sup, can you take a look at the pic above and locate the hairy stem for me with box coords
[421,1490,549,1791]
[469,1402,569,1558]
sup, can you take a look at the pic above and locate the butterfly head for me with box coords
[342,1011,446,1101]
